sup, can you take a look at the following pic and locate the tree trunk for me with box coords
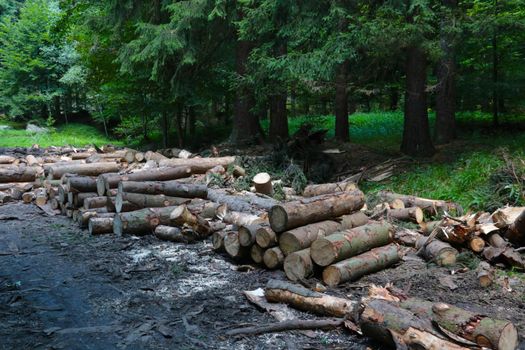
[161,111,169,148]
[0,166,42,183]
[268,42,289,142]
[78,210,114,229]
[97,166,192,195]
[322,244,402,287]
[415,236,458,266]
[401,47,435,157]
[334,60,350,142]
[279,220,342,256]
[83,196,110,210]
[269,190,365,233]
[88,217,114,235]
[67,176,98,193]
[158,156,235,171]
[434,0,458,145]
[492,0,499,127]
[264,279,356,318]
[310,222,394,267]
[118,180,208,199]
[208,188,277,214]
[284,248,315,282]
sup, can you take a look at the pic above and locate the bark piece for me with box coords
[263,247,285,269]
[88,217,114,235]
[264,279,356,317]
[415,236,458,266]
[252,172,273,196]
[255,226,278,248]
[284,248,315,282]
[97,166,192,195]
[311,222,394,267]
[118,180,207,199]
[303,181,356,197]
[279,220,342,256]
[48,162,120,180]
[269,190,365,232]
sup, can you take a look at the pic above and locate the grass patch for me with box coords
[0,123,123,148]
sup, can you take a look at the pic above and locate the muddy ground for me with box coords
[1,202,524,350]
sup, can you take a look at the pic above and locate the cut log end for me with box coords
[253,172,273,195]
[269,205,287,233]
[284,249,313,282]
[96,176,106,196]
[255,226,278,248]
[263,247,285,269]
[113,214,123,236]
[322,266,342,287]
[310,238,337,267]
[496,323,519,350]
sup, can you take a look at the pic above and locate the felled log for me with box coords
[113,206,178,236]
[401,299,519,350]
[97,166,192,195]
[83,196,110,210]
[506,209,525,245]
[263,247,285,269]
[144,151,167,162]
[264,279,356,317]
[212,231,228,251]
[207,188,277,213]
[420,220,441,235]
[302,181,356,197]
[323,244,402,287]
[69,192,98,208]
[483,246,525,270]
[0,166,41,183]
[185,201,220,219]
[279,220,342,256]
[253,172,273,196]
[415,236,458,266]
[65,176,97,193]
[25,155,39,166]
[250,244,265,264]
[158,156,235,172]
[22,191,35,203]
[360,298,467,349]
[216,205,267,227]
[284,248,315,282]
[118,180,207,199]
[310,222,394,266]
[154,225,197,243]
[34,188,47,206]
[134,152,145,162]
[255,226,278,248]
[170,204,211,236]
[0,155,16,164]
[47,162,120,180]
[238,224,259,247]
[269,190,365,232]
[469,236,486,253]
[340,211,369,229]
[378,190,462,216]
[477,261,495,287]
[488,233,508,248]
[387,207,424,224]
[224,232,250,259]
[8,186,24,200]
[88,217,114,235]
[115,192,191,213]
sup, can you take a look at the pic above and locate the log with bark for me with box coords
[401,299,519,350]
[263,247,285,269]
[113,206,179,236]
[378,190,462,216]
[269,190,365,233]
[88,217,114,235]
[340,211,369,229]
[154,225,197,243]
[158,156,235,172]
[323,244,403,287]
[238,224,260,247]
[66,176,97,193]
[170,204,211,236]
[279,220,342,256]
[115,192,191,212]
[255,225,278,248]
[310,222,394,266]
[118,180,208,199]
[302,181,356,197]
[216,204,267,227]
[69,192,98,208]
[47,162,120,180]
[415,236,458,266]
[252,172,273,196]
[0,155,16,164]
[283,248,316,282]
[97,166,192,195]
[83,196,111,210]
[0,165,42,183]
[207,188,277,213]
[387,207,424,224]
[264,279,356,317]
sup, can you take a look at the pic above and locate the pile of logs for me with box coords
[1,147,525,291]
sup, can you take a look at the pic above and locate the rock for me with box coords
[0,125,12,130]
[26,124,49,133]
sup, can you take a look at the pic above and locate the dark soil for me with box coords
[1,202,524,349]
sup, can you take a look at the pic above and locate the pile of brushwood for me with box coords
[0,144,524,349]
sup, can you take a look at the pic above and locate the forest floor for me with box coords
[1,201,525,350]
